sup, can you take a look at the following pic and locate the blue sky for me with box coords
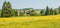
[0,0,60,9]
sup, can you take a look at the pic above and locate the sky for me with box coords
[0,0,60,9]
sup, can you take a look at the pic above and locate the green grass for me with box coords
[0,20,60,28]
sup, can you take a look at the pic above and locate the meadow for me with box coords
[0,15,60,28]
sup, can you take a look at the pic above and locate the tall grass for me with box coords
[0,20,60,28]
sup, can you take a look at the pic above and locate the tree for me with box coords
[45,6,50,15]
[29,10,37,16]
[40,10,45,16]
[58,6,60,14]
[14,11,18,16]
[50,8,53,15]
[53,10,57,15]
[1,1,13,17]
[53,9,59,15]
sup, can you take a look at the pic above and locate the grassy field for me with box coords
[0,15,60,28]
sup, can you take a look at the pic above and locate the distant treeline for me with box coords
[0,1,60,17]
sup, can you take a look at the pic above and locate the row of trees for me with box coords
[43,6,60,15]
[1,1,60,17]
